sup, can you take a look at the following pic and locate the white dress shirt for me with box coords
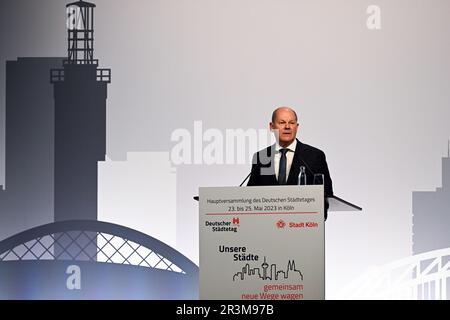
[274,139,297,181]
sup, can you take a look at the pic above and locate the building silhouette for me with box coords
[0,0,109,238]
[412,143,450,254]
[0,1,198,299]
[0,0,110,241]
[98,152,177,248]
[0,58,63,241]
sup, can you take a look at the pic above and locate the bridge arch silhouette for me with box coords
[0,220,198,299]
[337,247,450,300]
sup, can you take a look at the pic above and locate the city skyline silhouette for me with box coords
[233,256,303,282]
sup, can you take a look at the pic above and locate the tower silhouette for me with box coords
[0,3,198,299]
[51,0,110,222]
[261,256,269,280]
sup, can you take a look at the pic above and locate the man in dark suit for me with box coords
[247,107,333,220]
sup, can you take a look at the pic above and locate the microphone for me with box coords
[296,154,315,176]
[239,171,252,187]
[193,166,255,201]
[240,147,274,186]
[239,162,261,187]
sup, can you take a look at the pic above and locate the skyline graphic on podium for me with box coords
[233,257,303,282]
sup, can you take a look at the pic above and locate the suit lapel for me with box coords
[261,145,277,184]
[268,145,277,184]
[286,139,303,184]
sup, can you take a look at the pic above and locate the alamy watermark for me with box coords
[66,5,84,30]
[66,265,81,290]
[367,5,381,30]
[170,121,276,166]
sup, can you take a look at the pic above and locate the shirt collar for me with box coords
[275,139,297,153]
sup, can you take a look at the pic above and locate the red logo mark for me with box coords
[276,220,286,229]
[232,217,240,225]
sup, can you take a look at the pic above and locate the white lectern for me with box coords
[199,185,326,300]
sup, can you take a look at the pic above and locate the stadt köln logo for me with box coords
[276,220,286,229]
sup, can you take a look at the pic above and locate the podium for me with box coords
[199,185,328,300]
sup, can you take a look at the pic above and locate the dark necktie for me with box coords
[278,149,288,185]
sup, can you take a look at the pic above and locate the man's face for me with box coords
[270,109,299,146]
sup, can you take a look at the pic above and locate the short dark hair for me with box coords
[271,107,298,123]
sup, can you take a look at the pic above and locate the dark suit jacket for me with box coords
[247,139,333,219]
